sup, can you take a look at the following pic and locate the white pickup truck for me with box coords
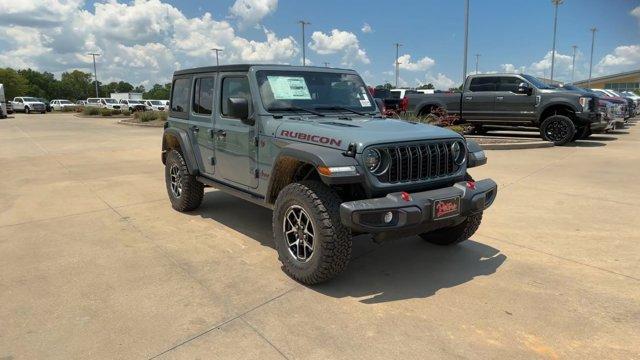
[11,97,46,114]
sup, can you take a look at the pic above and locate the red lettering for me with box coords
[330,138,342,147]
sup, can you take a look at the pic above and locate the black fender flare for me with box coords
[537,101,579,123]
[162,127,199,175]
[266,142,363,202]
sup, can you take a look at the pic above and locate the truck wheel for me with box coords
[419,213,483,245]
[24,106,30,114]
[273,181,352,284]
[164,149,204,212]
[540,115,576,145]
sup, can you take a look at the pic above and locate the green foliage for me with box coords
[83,107,100,116]
[134,110,167,122]
[121,110,131,116]
[61,106,76,112]
[143,83,171,100]
[100,108,112,116]
[111,109,122,115]
[634,89,640,96]
[417,83,434,89]
[0,68,30,100]
[375,83,393,90]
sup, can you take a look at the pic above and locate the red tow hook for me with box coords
[466,181,476,190]
[401,192,412,202]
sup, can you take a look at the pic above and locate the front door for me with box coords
[213,75,258,189]
[190,75,217,175]
[463,76,498,121]
[493,76,537,122]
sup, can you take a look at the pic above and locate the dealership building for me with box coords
[573,69,640,91]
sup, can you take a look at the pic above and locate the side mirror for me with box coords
[227,97,253,125]
[518,82,532,95]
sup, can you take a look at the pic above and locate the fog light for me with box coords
[383,211,394,224]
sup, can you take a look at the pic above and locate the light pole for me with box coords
[571,45,577,83]
[88,53,100,97]
[298,20,310,66]
[588,27,597,88]
[475,53,480,74]
[462,0,469,82]
[211,48,223,66]
[550,0,564,81]
[394,42,402,88]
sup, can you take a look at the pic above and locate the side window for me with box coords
[171,78,191,114]
[497,77,521,92]
[221,77,251,118]
[192,76,215,115]
[469,77,498,92]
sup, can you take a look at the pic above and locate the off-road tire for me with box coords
[164,149,204,212]
[272,181,352,285]
[419,213,483,245]
[24,106,30,114]
[540,115,576,145]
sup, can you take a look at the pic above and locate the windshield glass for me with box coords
[256,70,375,113]
[23,97,39,102]
[103,98,117,104]
[149,100,162,105]
[521,75,553,89]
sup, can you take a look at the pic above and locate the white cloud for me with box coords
[0,0,83,27]
[595,45,640,74]
[396,54,435,71]
[361,23,373,33]
[500,63,525,73]
[309,29,370,66]
[420,73,456,90]
[632,6,640,25]
[229,0,278,27]
[0,0,298,85]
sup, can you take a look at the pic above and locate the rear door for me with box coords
[463,77,498,121]
[493,76,536,122]
[213,74,258,189]
[189,75,217,175]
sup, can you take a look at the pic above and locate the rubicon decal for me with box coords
[280,130,342,147]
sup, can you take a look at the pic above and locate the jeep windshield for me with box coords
[256,70,376,115]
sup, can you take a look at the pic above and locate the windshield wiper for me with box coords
[268,106,325,117]
[314,106,368,116]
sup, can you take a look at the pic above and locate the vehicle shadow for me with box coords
[192,190,506,304]
[567,141,606,147]
[586,135,617,142]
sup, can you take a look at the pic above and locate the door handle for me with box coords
[465,96,473,101]
[496,96,504,101]
[190,125,199,133]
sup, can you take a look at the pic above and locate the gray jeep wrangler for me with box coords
[162,64,498,284]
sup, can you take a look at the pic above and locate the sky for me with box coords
[0,0,638,89]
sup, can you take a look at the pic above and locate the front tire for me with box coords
[540,115,576,145]
[164,149,204,212]
[24,106,30,114]
[273,181,352,284]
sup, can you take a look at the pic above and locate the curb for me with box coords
[465,135,554,150]
[117,119,164,128]
[74,114,133,119]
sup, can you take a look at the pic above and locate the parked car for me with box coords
[144,99,167,111]
[589,89,628,126]
[161,64,497,284]
[371,88,410,115]
[119,99,146,112]
[0,84,6,119]
[86,98,123,110]
[76,100,87,106]
[11,97,46,114]
[406,74,602,145]
[557,84,615,134]
[5,101,13,115]
[35,98,52,112]
[50,99,76,111]
[621,91,640,115]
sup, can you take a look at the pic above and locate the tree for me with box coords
[144,83,171,100]
[60,70,93,101]
[0,68,30,100]
[133,85,146,93]
[417,83,434,90]
[375,83,393,90]
[18,69,56,98]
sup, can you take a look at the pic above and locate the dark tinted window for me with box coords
[469,77,498,92]
[171,78,190,113]
[193,77,215,115]
[497,77,521,92]
[221,77,251,117]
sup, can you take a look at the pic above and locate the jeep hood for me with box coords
[274,116,462,152]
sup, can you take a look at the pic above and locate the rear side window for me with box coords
[193,77,215,115]
[171,78,190,114]
[221,77,251,117]
[469,77,498,92]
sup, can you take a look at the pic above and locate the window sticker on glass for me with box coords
[267,76,312,100]
[359,87,371,107]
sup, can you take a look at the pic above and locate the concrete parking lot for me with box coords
[1,112,639,359]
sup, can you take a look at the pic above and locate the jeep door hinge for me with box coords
[209,157,216,166]
[253,136,259,147]
[208,129,215,138]
[254,169,259,178]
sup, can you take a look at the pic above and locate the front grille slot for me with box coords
[376,140,460,184]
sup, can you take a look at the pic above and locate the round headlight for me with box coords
[364,149,381,172]
[451,141,466,165]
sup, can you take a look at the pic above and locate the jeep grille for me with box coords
[373,140,461,184]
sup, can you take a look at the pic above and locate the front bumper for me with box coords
[339,179,497,239]
[575,110,601,125]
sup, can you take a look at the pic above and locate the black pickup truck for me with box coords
[406,73,604,145]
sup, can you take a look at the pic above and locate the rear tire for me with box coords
[272,181,352,284]
[540,115,576,146]
[24,107,30,114]
[164,149,204,212]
